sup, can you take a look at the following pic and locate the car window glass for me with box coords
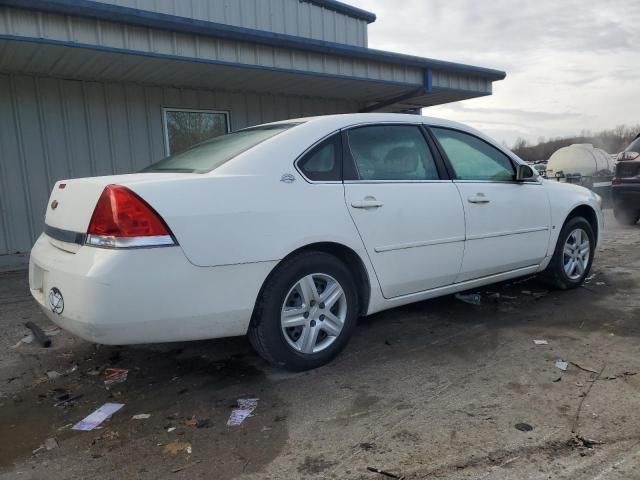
[431,128,514,181]
[297,135,341,181]
[347,126,439,181]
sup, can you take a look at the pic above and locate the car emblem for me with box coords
[280,173,296,184]
[51,200,58,210]
[48,287,64,315]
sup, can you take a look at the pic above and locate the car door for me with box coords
[429,127,551,283]
[343,123,466,299]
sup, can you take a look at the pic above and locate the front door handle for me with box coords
[351,198,384,209]
[468,194,490,204]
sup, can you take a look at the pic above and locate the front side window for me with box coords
[144,123,298,173]
[346,125,439,181]
[431,127,514,181]
[164,109,229,155]
[297,134,342,181]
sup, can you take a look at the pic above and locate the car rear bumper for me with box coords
[29,234,276,345]
[612,183,640,207]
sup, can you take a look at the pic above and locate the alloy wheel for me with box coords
[280,273,347,354]
[563,228,590,280]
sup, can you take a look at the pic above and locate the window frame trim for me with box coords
[426,125,541,184]
[162,107,231,156]
[341,122,450,183]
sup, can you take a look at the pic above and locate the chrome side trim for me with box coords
[86,234,176,249]
[466,226,550,241]
[374,236,465,253]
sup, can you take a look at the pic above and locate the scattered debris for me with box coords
[573,435,604,448]
[359,442,376,451]
[595,282,606,286]
[167,427,177,433]
[454,293,481,305]
[572,363,606,433]
[605,371,637,380]
[54,393,83,408]
[533,339,548,345]
[185,415,210,428]
[555,360,569,371]
[132,414,151,420]
[104,368,128,387]
[163,441,192,455]
[585,274,596,283]
[46,371,62,380]
[57,423,72,431]
[67,364,79,374]
[171,460,201,473]
[26,321,52,348]
[44,438,59,450]
[367,466,405,479]
[514,423,533,432]
[72,403,125,431]
[227,398,259,426]
[570,362,599,374]
[10,334,34,349]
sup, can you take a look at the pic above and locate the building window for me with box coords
[163,108,230,156]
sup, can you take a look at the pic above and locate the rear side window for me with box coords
[431,128,514,181]
[626,136,640,153]
[143,123,299,173]
[297,134,342,181]
[346,125,439,181]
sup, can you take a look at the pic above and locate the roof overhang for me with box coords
[0,0,506,113]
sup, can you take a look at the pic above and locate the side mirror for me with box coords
[516,164,536,181]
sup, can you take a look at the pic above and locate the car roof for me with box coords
[262,112,472,132]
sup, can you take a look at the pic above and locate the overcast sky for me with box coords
[347,0,640,147]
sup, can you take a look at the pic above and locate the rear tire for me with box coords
[613,205,640,225]
[248,251,359,371]
[540,216,594,290]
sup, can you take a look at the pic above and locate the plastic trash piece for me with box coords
[454,293,482,305]
[533,340,548,345]
[132,413,151,420]
[72,403,124,431]
[555,360,569,371]
[227,398,259,426]
[104,368,128,387]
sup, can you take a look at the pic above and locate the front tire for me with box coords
[541,216,595,290]
[248,251,359,371]
[613,205,640,225]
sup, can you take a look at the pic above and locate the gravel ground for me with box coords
[1,209,639,480]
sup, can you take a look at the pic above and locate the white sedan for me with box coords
[29,113,603,370]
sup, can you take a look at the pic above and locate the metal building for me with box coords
[0,0,506,269]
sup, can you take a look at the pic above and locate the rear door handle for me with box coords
[468,194,490,204]
[351,198,384,209]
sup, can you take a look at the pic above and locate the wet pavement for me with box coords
[1,209,640,479]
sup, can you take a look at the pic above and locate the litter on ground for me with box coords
[163,441,192,455]
[227,398,259,426]
[72,403,125,431]
[533,340,548,345]
[104,368,128,387]
[454,293,481,305]
[555,360,569,371]
[132,413,151,420]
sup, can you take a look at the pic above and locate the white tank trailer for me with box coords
[546,144,615,205]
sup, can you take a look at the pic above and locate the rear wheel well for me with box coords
[566,205,598,243]
[254,243,371,319]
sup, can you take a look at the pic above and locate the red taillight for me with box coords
[617,151,640,161]
[87,185,172,238]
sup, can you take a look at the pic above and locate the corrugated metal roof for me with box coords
[0,0,506,81]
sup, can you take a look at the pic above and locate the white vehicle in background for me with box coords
[30,114,603,370]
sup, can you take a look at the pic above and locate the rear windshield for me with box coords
[626,136,640,153]
[142,123,300,173]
